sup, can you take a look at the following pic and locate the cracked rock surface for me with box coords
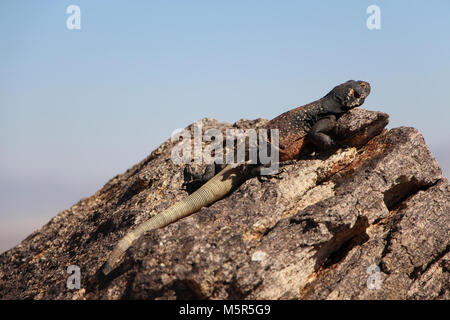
[0,108,448,300]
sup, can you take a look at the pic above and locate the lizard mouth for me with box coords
[341,88,365,108]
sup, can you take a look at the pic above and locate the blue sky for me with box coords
[1,1,449,252]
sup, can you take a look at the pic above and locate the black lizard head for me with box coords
[331,80,371,109]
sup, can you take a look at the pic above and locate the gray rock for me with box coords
[0,108,448,300]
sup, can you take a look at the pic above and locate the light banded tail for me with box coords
[102,164,245,275]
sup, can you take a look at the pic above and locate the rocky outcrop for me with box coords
[0,108,448,300]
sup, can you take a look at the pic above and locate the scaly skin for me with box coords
[268,80,370,161]
[102,164,249,275]
[102,80,371,275]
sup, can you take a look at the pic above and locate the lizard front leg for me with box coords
[308,115,337,150]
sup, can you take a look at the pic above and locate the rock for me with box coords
[0,108,448,300]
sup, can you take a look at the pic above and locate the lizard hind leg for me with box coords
[183,163,225,193]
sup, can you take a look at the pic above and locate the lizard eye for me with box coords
[360,82,367,88]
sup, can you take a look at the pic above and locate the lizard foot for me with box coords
[253,166,284,183]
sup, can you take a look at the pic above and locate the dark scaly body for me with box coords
[268,100,325,161]
[268,80,370,161]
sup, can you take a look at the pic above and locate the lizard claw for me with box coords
[256,169,283,183]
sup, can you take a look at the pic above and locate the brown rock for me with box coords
[0,108,448,300]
